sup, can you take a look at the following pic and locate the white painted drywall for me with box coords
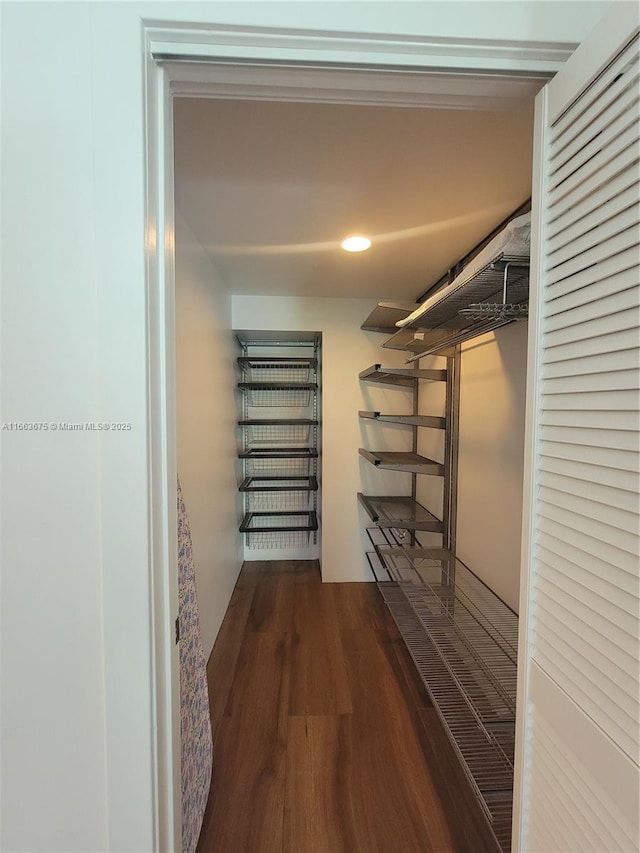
[416,325,526,612]
[0,6,110,850]
[147,1,611,45]
[456,324,528,613]
[175,213,243,658]
[232,296,413,582]
[0,1,615,850]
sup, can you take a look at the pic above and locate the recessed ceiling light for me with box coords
[341,235,372,253]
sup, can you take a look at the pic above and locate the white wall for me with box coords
[175,213,242,658]
[457,324,527,612]
[415,325,527,612]
[233,296,412,582]
[133,1,610,45]
[0,2,615,850]
[0,7,109,847]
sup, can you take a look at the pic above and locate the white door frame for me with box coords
[142,21,575,851]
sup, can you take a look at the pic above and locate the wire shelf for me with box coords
[243,422,312,446]
[401,549,519,662]
[240,511,318,546]
[241,363,314,383]
[242,386,313,407]
[247,490,311,512]
[246,530,312,550]
[370,552,446,587]
[400,258,529,332]
[243,456,314,476]
[239,447,317,460]
[378,583,514,850]
[359,448,444,475]
[368,529,518,852]
[357,493,444,533]
[458,302,529,321]
[401,582,516,724]
[392,259,530,361]
[239,476,318,492]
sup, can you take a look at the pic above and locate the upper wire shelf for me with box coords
[361,214,530,361]
[401,258,529,361]
[399,258,529,332]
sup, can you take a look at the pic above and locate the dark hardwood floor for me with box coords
[196,560,500,853]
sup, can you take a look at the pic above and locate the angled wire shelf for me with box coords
[367,524,518,852]
[378,583,514,851]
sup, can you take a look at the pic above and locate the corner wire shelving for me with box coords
[236,335,320,550]
[357,357,454,539]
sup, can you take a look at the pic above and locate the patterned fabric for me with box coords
[178,478,213,853]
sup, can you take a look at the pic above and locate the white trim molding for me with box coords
[145,21,576,73]
[144,21,580,114]
[144,50,181,853]
[164,60,547,111]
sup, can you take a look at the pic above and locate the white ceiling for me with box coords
[173,96,534,301]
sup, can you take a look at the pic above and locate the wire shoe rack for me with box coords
[236,342,320,549]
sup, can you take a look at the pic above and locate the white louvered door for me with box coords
[516,4,640,852]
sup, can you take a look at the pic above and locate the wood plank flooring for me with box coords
[197,560,500,853]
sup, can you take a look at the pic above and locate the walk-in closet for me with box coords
[175,89,532,850]
[173,19,640,853]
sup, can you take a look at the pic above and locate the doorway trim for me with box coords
[143,21,572,851]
